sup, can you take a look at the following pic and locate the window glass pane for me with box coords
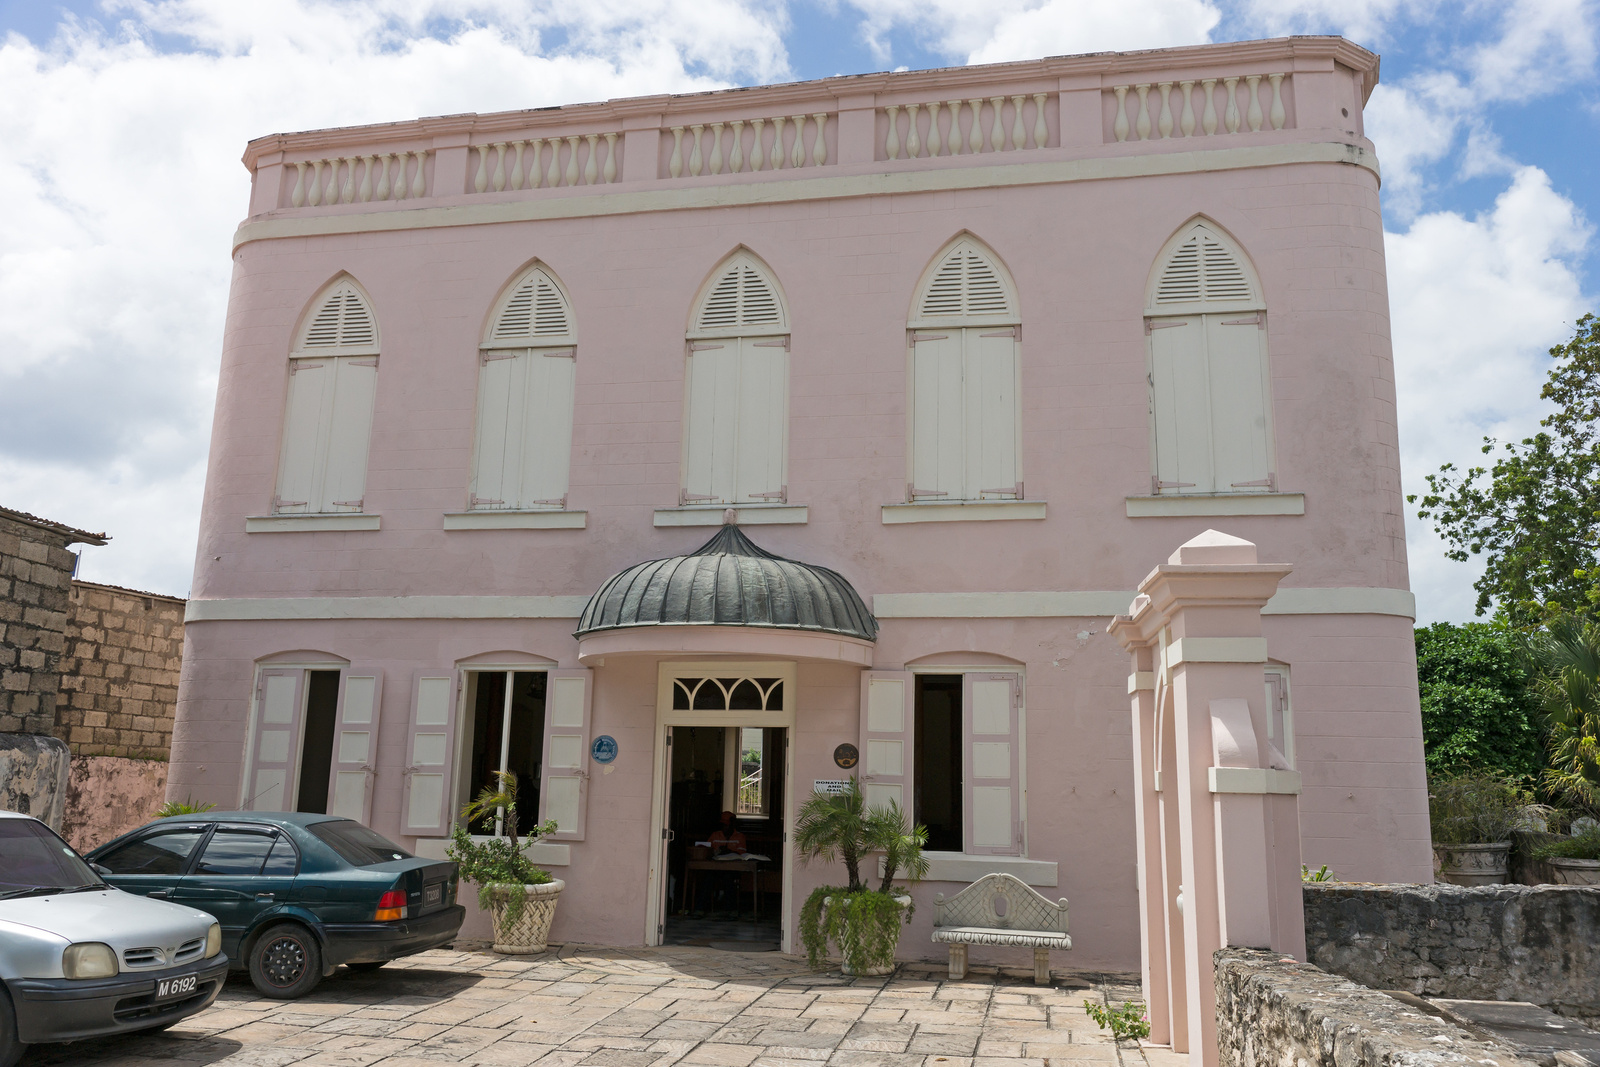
[505,671,547,837]
[737,727,766,816]
[307,821,411,866]
[96,829,206,876]
[914,675,963,852]
[194,829,276,876]
[0,819,99,892]
[727,679,764,710]
[262,835,299,876]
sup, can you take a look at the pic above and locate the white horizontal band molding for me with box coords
[877,853,1058,888]
[1168,637,1268,666]
[245,514,381,533]
[414,836,570,867]
[1262,586,1416,619]
[653,504,809,527]
[881,500,1047,524]
[236,142,1378,250]
[1208,767,1302,795]
[1125,493,1305,517]
[185,595,589,623]
[442,510,587,530]
[1128,671,1156,693]
[873,587,1414,619]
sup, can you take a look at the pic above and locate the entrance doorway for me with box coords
[294,670,341,813]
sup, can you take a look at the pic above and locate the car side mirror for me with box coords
[91,863,112,876]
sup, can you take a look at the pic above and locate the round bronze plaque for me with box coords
[833,743,859,769]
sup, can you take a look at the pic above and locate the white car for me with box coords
[0,811,229,1065]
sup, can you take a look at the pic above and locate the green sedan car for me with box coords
[86,814,462,1000]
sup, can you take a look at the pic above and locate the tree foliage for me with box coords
[1415,622,1545,783]
[1526,616,1600,809]
[1409,314,1600,626]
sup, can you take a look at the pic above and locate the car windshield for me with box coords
[0,819,104,897]
[307,821,412,866]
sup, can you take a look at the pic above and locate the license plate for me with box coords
[155,974,198,1002]
[423,884,442,907]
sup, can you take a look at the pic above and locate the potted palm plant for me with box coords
[796,778,929,975]
[1430,774,1549,885]
[446,771,563,953]
[1531,825,1600,885]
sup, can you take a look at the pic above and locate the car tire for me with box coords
[248,923,324,999]
[346,961,387,972]
[0,988,23,1067]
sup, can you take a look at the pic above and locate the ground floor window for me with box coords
[294,670,341,814]
[909,671,1023,857]
[914,675,963,851]
[462,671,547,836]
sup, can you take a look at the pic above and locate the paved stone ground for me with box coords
[26,944,1187,1067]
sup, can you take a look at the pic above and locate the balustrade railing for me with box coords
[287,151,429,208]
[880,93,1053,160]
[1106,74,1290,143]
[470,133,622,192]
[662,112,833,178]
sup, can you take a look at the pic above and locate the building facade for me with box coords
[175,36,1432,967]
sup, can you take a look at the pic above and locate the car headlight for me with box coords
[205,922,221,959]
[62,942,117,979]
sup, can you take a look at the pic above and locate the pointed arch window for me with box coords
[1144,221,1274,496]
[682,252,790,506]
[274,279,380,515]
[470,264,577,511]
[907,237,1022,503]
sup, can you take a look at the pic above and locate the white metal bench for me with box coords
[931,873,1071,984]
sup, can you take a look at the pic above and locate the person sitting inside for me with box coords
[708,811,747,856]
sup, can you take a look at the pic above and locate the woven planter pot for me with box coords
[486,880,564,954]
[826,894,910,977]
[1547,857,1600,886]
[1434,842,1513,886]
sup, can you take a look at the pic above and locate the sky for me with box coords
[0,0,1595,623]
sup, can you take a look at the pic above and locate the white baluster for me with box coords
[708,123,724,175]
[885,106,901,160]
[603,133,618,183]
[907,103,922,157]
[1246,75,1263,132]
[967,98,983,153]
[492,143,507,192]
[1224,77,1240,133]
[1010,95,1026,149]
[732,121,746,172]
[1135,85,1151,141]
[307,160,323,206]
[770,116,785,169]
[946,100,964,153]
[291,161,307,207]
[509,141,525,191]
[473,146,488,193]
[789,116,806,168]
[990,97,1005,151]
[927,101,943,156]
[1032,93,1048,148]
[750,119,764,171]
[327,159,342,204]
[359,156,374,202]
[812,113,827,166]
[1201,80,1217,135]
[1269,73,1286,130]
[412,150,427,197]
[341,159,357,203]
[548,140,563,188]
[564,136,580,186]
[1180,82,1195,137]
[374,155,391,201]
[1112,87,1129,142]
[397,153,413,200]
[689,125,704,177]
[584,134,599,185]
[1157,83,1173,139]
[669,127,684,178]
[529,139,544,188]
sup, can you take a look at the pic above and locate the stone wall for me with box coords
[1216,948,1537,1067]
[0,510,81,735]
[59,755,169,853]
[1303,883,1600,1017]
[54,580,185,759]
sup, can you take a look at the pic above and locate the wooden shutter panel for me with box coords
[1204,313,1272,492]
[734,336,787,501]
[275,362,331,513]
[1264,669,1293,768]
[245,668,304,811]
[964,328,1018,497]
[402,670,458,836]
[327,666,383,824]
[471,352,521,509]
[684,343,739,504]
[911,333,964,499]
[540,668,593,840]
[859,671,914,814]
[965,673,1022,855]
[520,350,576,506]
[1148,317,1214,493]
[320,356,378,511]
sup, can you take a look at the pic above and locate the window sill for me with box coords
[245,514,381,533]
[443,510,587,530]
[881,500,1046,524]
[654,504,808,527]
[1125,493,1304,517]
[412,835,571,867]
[877,853,1058,887]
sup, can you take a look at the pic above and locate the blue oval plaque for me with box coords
[591,734,618,764]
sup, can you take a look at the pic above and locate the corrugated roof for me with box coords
[0,506,109,546]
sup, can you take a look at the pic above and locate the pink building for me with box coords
[175,34,1431,968]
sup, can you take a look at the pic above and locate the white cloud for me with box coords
[1388,167,1593,622]
[1232,0,1433,45]
[0,0,790,595]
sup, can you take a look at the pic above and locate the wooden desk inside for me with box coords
[685,857,762,918]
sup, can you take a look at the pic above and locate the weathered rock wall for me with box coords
[1216,948,1537,1067]
[0,732,71,829]
[54,581,184,759]
[0,512,78,735]
[1303,883,1600,1016]
[59,754,169,853]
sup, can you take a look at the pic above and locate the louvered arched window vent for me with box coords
[486,266,575,346]
[296,281,379,353]
[690,254,787,337]
[1149,224,1261,311]
[911,240,1017,325]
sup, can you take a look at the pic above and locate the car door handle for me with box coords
[147,890,171,899]
[255,892,274,900]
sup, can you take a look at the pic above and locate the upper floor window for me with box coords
[274,278,379,514]
[470,264,577,511]
[1144,220,1274,495]
[907,236,1022,503]
[681,251,790,506]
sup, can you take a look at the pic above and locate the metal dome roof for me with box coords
[576,523,878,641]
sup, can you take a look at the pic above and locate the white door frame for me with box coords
[644,660,797,953]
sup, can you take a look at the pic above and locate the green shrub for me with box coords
[1084,1000,1151,1041]
[799,886,911,971]
[1531,828,1600,862]
[1415,623,1545,784]
[1429,774,1550,845]
[445,771,556,926]
[154,797,215,818]
[1301,864,1336,882]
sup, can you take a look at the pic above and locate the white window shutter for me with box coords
[275,363,331,513]
[964,673,1022,856]
[859,671,914,815]
[963,328,1019,497]
[470,353,521,509]
[327,666,384,825]
[540,668,593,840]
[401,670,458,836]
[911,333,964,499]
[1204,314,1272,492]
[519,351,576,506]
[1148,317,1215,493]
[320,357,378,510]
[693,260,786,335]
[734,337,787,501]
[245,668,304,811]
[684,343,740,504]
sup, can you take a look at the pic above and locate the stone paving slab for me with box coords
[23,944,1165,1067]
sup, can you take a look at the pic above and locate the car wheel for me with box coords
[248,923,324,999]
[0,988,23,1067]
[346,961,387,972]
